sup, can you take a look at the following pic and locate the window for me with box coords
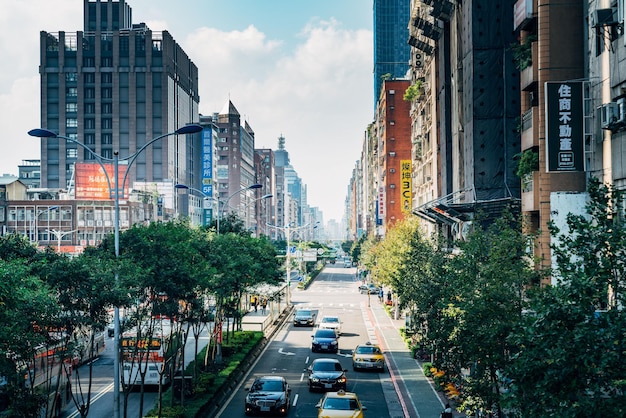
[66,73,78,82]
[102,118,112,129]
[66,118,78,128]
[67,87,78,98]
[101,133,112,144]
[66,103,78,113]
[67,148,78,159]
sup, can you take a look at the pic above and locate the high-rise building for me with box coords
[214,101,261,226]
[373,0,411,109]
[37,0,200,209]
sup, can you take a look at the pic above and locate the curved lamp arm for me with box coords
[28,128,115,194]
[29,124,202,198]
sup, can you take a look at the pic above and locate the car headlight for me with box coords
[311,376,320,383]
[330,341,338,345]
[337,376,347,383]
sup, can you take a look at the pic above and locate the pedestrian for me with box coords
[251,295,258,312]
[261,298,267,314]
[387,290,392,304]
[378,288,384,303]
[441,403,453,418]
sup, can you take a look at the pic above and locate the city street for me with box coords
[214,264,447,418]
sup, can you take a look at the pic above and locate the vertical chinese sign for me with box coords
[545,81,584,172]
[201,128,214,226]
[400,160,412,213]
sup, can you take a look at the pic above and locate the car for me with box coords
[358,283,380,295]
[244,375,291,416]
[305,358,347,392]
[315,390,366,418]
[318,315,342,335]
[311,328,339,353]
[352,341,385,371]
[293,309,316,327]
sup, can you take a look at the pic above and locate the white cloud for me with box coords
[0,5,372,221]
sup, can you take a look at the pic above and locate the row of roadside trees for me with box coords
[357,178,626,417]
[0,214,284,418]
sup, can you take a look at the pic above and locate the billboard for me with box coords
[545,81,584,172]
[400,160,412,212]
[75,162,127,200]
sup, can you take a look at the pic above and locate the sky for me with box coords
[0,0,374,222]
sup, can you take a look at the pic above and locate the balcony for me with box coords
[520,41,538,91]
[520,108,539,150]
[521,171,540,212]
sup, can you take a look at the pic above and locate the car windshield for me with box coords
[322,317,339,323]
[313,361,342,371]
[296,310,312,317]
[252,379,284,392]
[315,330,337,338]
[356,345,381,354]
[323,398,359,410]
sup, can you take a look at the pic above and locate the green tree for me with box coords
[202,232,282,366]
[506,178,626,417]
[0,258,59,418]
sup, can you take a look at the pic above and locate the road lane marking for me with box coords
[66,382,114,418]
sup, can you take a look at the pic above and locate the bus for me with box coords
[121,321,182,387]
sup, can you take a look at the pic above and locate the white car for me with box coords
[318,315,342,335]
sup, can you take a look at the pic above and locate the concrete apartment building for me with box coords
[368,79,413,237]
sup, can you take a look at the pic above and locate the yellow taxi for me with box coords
[352,341,385,371]
[315,390,366,418]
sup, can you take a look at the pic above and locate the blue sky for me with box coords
[0,0,374,222]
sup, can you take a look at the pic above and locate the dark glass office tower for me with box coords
[38,0,199,192]
[373,0,411,108]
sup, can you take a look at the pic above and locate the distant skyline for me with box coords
[0,0,374,222]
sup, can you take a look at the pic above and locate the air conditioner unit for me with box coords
[87,220,94,227]
[96,220,103,227]
[601,102,619,129]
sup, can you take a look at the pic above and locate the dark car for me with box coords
[311,329,339,353]
[244,375,291,416]
[293,309,315,327]
[305,358,347,392]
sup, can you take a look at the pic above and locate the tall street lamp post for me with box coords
[28,123,202,418]
[174,184,218,226]
[266,222,310,306]
[217,184,262,235]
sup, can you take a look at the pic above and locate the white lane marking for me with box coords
[67,382,114,418]
[278,347,296,356]
[292,393,299,407]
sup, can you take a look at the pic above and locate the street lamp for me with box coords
[28,123,203,418]
[217,184,262,235]
[266,222,311,306]
[48,228,78,252]
[174,184,218,226]
[32,205,58,244]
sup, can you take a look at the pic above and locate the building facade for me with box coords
[373,0,412,109]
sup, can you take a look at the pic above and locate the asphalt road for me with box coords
[215,265,395,417]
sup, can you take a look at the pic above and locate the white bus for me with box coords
[121,321,182,387]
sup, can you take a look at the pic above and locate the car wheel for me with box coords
[353,364,357,371]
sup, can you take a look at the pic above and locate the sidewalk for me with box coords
[366,300,463,418]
